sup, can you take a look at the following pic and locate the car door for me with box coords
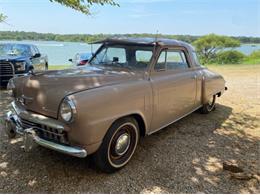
[30,46,45,71]
[150,48,197,131]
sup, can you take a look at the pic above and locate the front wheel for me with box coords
[5,120,16,139]
[200,95,216,114]
[92,117,139,173]
[45,63,48,71]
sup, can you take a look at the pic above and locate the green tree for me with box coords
[193,34,240,63]
[50,0,119,14]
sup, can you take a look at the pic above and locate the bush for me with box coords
[243,50,260,64]
[249,50,260,59]
[216,50,246,64]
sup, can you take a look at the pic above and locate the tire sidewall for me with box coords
[206,95,216,112]
[93,117,139,172]
[200,95,216,114]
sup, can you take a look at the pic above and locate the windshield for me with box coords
[89,44,154,70]
[0,44,31,56]
[79,53,92,60]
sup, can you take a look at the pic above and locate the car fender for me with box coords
[66,80,153,154]
[202,69,226,104]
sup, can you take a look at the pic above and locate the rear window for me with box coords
[192,51,201,66]
[155,50,189,71]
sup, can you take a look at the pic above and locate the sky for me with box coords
[0,0,259,37]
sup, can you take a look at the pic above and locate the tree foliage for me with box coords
[0,13,7,23]
[216,50,245,64]
[0,31,201,43]
[0,0,118,24]
[2,31,259,45]
[193,34,241,63]
[50,0,119,14]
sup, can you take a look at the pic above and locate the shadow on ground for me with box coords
[0,88,259,193]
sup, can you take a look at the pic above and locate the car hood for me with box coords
[13,66,143,118]
[0,55,28,61]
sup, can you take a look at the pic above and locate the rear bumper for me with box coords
[4,102,87,158]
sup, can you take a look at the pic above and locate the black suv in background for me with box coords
[0,43,48,86]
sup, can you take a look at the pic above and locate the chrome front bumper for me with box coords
[5,103,87,158]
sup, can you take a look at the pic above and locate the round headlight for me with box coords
[60,99,76,122]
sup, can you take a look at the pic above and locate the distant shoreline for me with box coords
[0,31,260,44]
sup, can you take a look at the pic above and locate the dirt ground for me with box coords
[0,65,259,193]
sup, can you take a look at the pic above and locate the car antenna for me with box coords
[155,30,159,42]
[152,30,159,57]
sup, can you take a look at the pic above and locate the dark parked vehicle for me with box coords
[0,43,48,86]
[69,53,92,66]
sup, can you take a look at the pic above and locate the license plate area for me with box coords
[23,128,37,152]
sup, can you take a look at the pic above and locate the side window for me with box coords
[74,53,80,62]
[192,51,201,66]
[166,50,189,70]
[154,50,167,70]
[34,46,40,54]
[155,50,189,71]
[30,46,36,56]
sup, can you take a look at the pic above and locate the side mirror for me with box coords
[33,53,41,58]
[68,59,73,62]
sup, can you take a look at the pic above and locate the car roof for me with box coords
[91,37,195,50]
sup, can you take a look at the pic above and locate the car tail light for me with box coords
[79,60,88,65]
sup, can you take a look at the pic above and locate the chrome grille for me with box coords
[19,118,69,145]
[0,61,14,76]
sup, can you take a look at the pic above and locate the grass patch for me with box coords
[242,58,260,65]
[206,63,260,68]
[49,65,72,70]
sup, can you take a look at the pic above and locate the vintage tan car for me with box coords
[5,38,227,173]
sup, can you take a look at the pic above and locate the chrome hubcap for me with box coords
[115,133,130,156]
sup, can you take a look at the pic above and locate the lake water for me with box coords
[1,40,259,65]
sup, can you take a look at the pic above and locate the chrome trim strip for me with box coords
[11,101,65,130]
[148,105,202,135]
[59,98,77,123]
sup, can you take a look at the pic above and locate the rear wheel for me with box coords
[45,63,48,70]
[92,117,139,173]
[200,95,216,114]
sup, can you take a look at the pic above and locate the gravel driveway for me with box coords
[0,65,259,193]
